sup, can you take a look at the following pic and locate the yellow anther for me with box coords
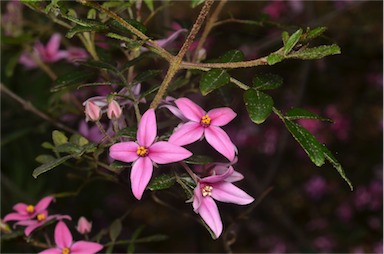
[62,247,71,254]
[136,146,148,157]
[202,185,213,197]
[37,213,46,222]
[201,114,211,126]
[26,205,35,214]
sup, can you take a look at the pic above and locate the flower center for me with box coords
[201,185,213,197]
[62,247,71,254]
[200,115,211,127]
[37,213,46,222]
[136,146,148,157]
[26,205,35,214]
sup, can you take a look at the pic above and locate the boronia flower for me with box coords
[109,109,193,200]
[3,196,54,222]
[192,166,254,238]
[76,216,92,235]
[39,221,103,254]
[15,212,71,236]
[168,97,237,161]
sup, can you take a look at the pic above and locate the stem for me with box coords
[179,162,199,183]
[181,56,268,70]
[150,0,214,109]
[0,83,77,134]
[95,120,113,143]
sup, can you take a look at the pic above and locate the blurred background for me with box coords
[1,1,382,253]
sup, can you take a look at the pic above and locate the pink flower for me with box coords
[65,47,88,63]
[15,212,71,236]
[39,221,103,254]
[168,97,237,161]
[141,28,188,52]
[109,109,193,200]
[107,100,122,120]
[76,217,92,235]
[84,100,102,122]
[192,166,254,238]
[3,196,54,222]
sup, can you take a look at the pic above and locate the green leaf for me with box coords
[218,50,244,63]
[184,155,214,165]
[52,130,68,147]
[106,33,145,49]
[6,52,22,77]
[107,19,147,36]
[284,120,325,166]
[35,154,56,164]
[42,142,55,149]
[199,69,230,96]
[69,133,89,147]
[51,71,95,92]
[287,44,341,60]
[281,31,289,46]
[252,73,283,90]
[78,60,118,72]
[1,34,34,45]
[115,127,137,139]
[66,25,107,39]
[284,28,303,55]
[109,219,122,242]
[143,0,154,12]
[128,226,145,254]
[285,107,332,121]
[305,26,327,41]
[191,0,205,8]
[56,143,82,154]
[32,155,73,178]
[267,52,284,65]
[133,69,161,84]
[147,174,176,191]
[244,89,274,124]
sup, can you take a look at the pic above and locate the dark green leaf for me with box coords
[284,120,325,166]
[128,226,145,254]
[267,52,284,65]
[61,13,106,28]
[199,69,230,96]
[120,55,146,73]
[244,89,274,124]
[305,27,327,41]
[288,44,341,60]
[42,142,54,149]
[32,155,73,178]
[52,130,68,147]
[284,28,303,55]
[106,33,145,49]
[51,71,95,92]
[116,127,137,139]
[1,34,34,45]
[107,19,147,36]
[35,154,56,164]
[252,73,283,90]
[69,134,89,146]
[133,69,161,84]
[109,219,122,242]
[6,52,22,77]
[66,24,107,39]
[56,143,82,154]
[184,155,214,165]
[285,107,332,121]
[147,174,176,191]
[218,50,244,63]
[78,60,118,72]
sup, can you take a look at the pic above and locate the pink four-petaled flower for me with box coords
[109,109,193,200]
[3,196,54,222]
[168,97,237,161]
[39,221,103,254]
[193,166,254,238]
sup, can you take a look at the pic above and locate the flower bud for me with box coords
[76,216,92,234]
[107,100,122,120]
[84,100,101,122]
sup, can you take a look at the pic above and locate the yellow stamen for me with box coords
[26,205,35,214]
[202,185,213,197]
[62,247,71,254]
[136,146,148,157]
[37,213,46,222]
[201,115,211,126]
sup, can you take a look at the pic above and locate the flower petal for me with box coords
[208,108,237,127]
[192,183,203,212]
[149,141,192,164]
[197,197,223,239]
[12,203,28,215]
[168,122,204,146]
[38,248,62,254]
[3,213,30,222]
[211,182,254,205]
[130,157,153,200]
[205,126,236,161]
[25,222,43,236]
[54,221,73,248]
[70,241,103,254]
[46,33,61,55]
[154,28,188,48]
[35,196,54,213]
[175,98,205,122]
[203,166,234,183]
[109,142,139,163]
[137,109,157,147]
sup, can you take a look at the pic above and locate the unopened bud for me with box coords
[107,100,122,120]
[76,216,92,234]
[84,100,101,122]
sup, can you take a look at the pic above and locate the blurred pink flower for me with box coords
[76,216,92,235]
[39,221,103,254]
[109,109,192,200]
[3,196,54,222]
[168,97,237,161]
[65,47,88,63]
[303,176,328,200]
[325,105,350,141]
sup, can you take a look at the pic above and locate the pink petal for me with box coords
[137,109,157,147]
[155,28,188,48]
[208,108,237,127]
[211,165,244,183]
[46,33,62,55]
[211,182,254,205]
[161,104,188,122]
[19,53,38,68]
[3,213,30,222]
[197,197,222,239]
[175,98,205,122]
[38,248,62,254]
[13,203,28,215]
[25,222,43,236]
[192,183,202,212]
[130,157,153,200]
[35,196,54,213]
[203,166,234,183]
[168,122,204,146]
[148,141,192,164]
[205,126,236,161]
[54,221,73,248]
[70,241,103,254]
[109,142,139,163]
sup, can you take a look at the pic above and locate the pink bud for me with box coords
[76,216,92,234]
[85,100,101,122]
[107,100,122,120]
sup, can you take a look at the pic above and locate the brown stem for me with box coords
[149,0,214,109]
[181,56,268,70]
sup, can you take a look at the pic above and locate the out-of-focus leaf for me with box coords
[51,71,95,92]
[52,130,68,147]
[184,155,214,165]
[244,89,274,124]
[304,26,327,41]
[5,52,22,77]
[147,174,176,191]
[56,143,82,154]
[288,44,341,60]
[128,226,145,254]
[284,28,303,55]
[191,0,205,8]
[78,60,118,72]
[42,142,55,149]
[35,154,56,164]
[218,49,244,63]
[143,0,154,12]
[107,19,147,36]
[285,107,332,121]
[109,219,122,242]
[133,69,161,84]
[106,33,145,49]
[32,155,73,178]
[1,34,34,45]
[69,133,89,146]
[252,73,283,90]
[281,31,289,46]
[66,24,108,39]
[200,69,230,96]
[267,52,284,65]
